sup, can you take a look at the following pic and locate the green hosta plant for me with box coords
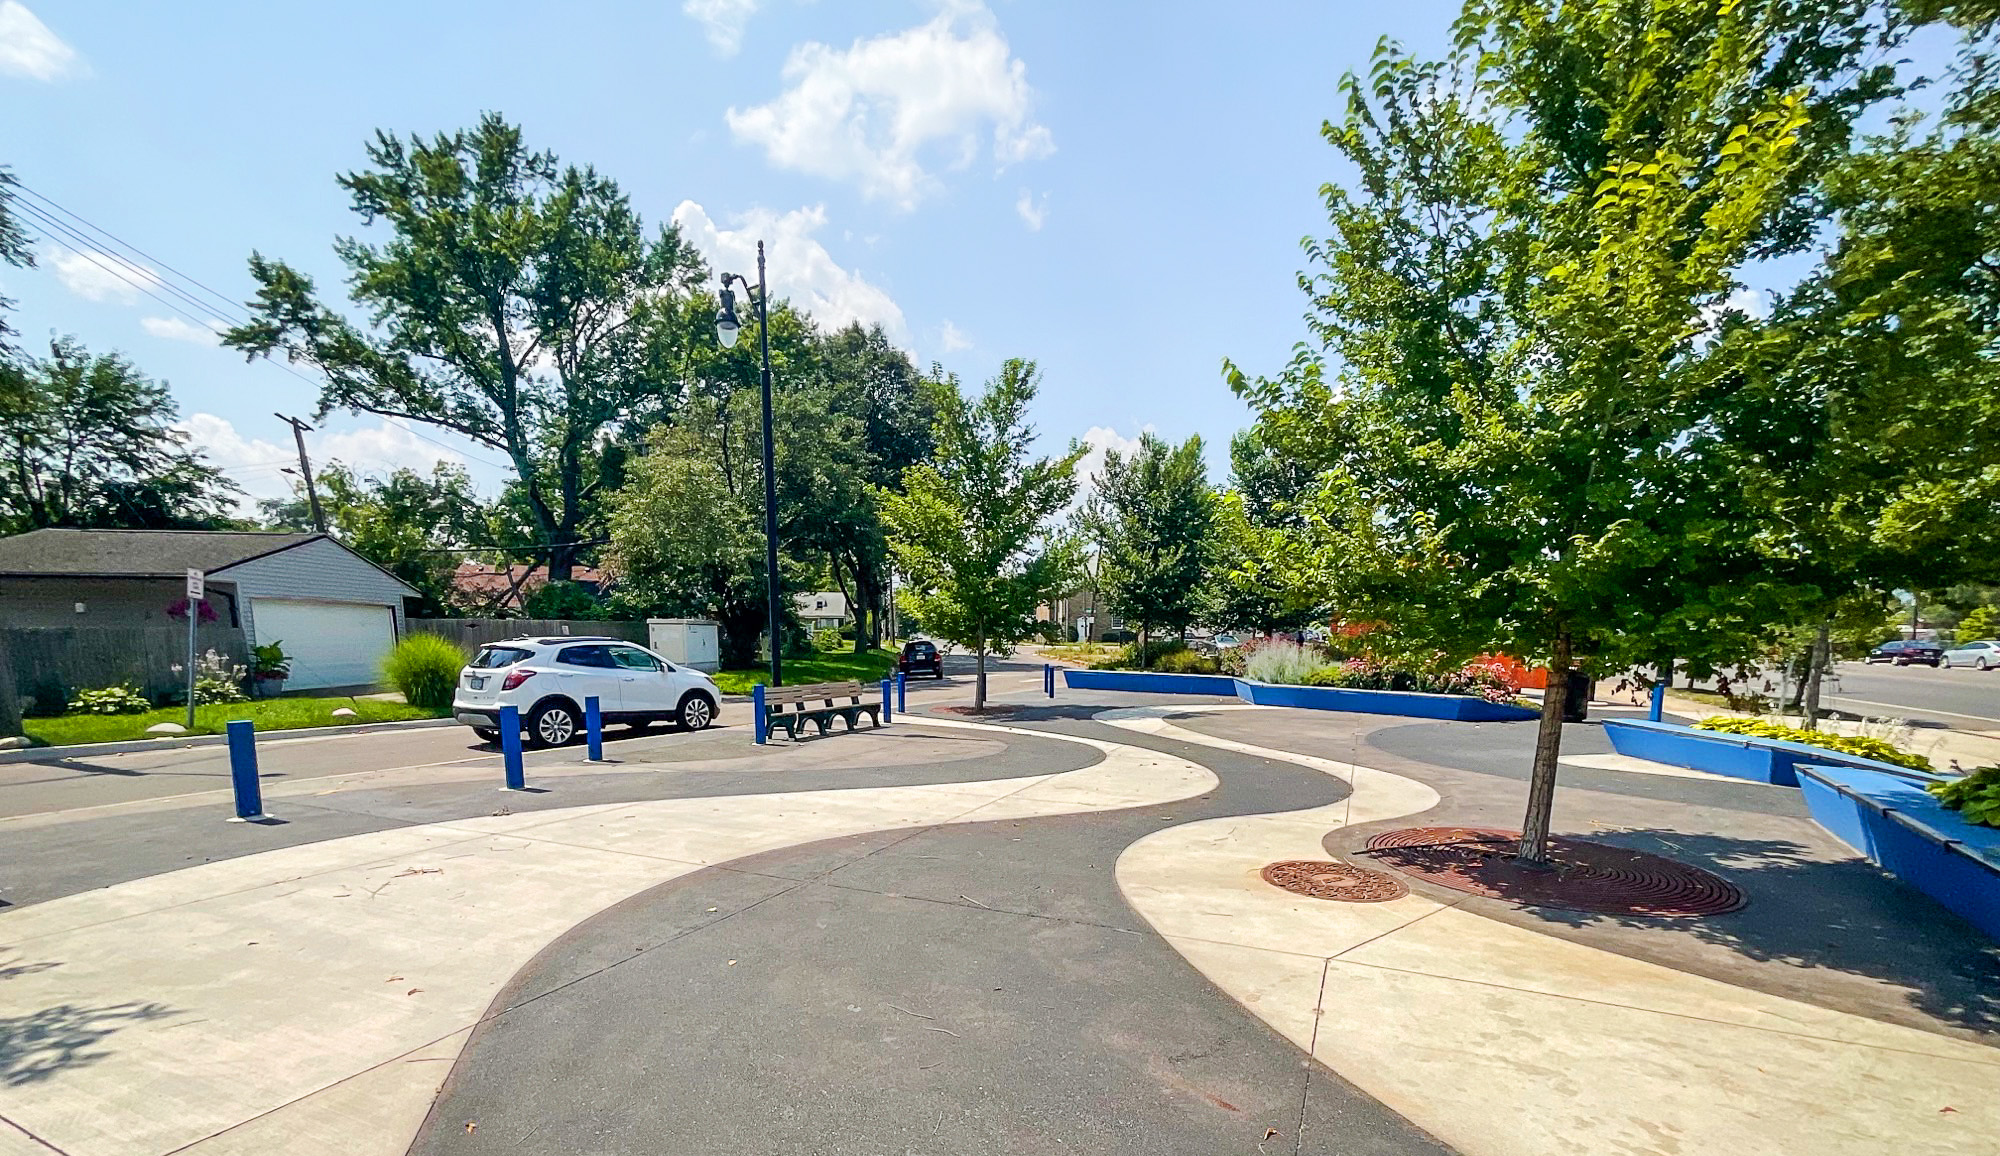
[1928,767,2000,829]
[1693,716,1934,773]
[73,684,151,715]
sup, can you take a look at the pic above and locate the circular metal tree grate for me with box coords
[1362,827,1746,917]
[1261,860,1410,903]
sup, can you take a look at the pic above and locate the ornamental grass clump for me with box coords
[1244,638,1324,685]
[383,634,467,711]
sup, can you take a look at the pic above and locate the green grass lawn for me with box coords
[712,648,898,695]
[23,696,449,747]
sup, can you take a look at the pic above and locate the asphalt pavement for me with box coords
[1820,661,2000,732]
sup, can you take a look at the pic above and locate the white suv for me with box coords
[451,636,722,747]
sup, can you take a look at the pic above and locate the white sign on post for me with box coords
[186,569,205,599]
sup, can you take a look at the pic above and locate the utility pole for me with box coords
[274,413,326,533]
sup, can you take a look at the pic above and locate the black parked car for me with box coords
[897,639,945,679]
[1867,639,1944,667]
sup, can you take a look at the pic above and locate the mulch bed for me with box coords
[1361,826,1746,917]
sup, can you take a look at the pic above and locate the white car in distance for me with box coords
[1941,639,2000,671]
[452,636,722,746]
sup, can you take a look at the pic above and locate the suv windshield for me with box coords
[904,642,934,655]
[470,646,532,669]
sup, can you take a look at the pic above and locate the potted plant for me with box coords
[252,641,291,697]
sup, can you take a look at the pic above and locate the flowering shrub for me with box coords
[171,649,249,705]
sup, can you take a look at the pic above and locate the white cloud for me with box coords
[938,320,971,352]
[1074,425,1148,496]
[672,199,907,341]
[0,2,81,81]
[141,316,226,346]
[725,0,1053,209]
[176,413,466,508]
[43,242,161,303]
[1015,188,1046,231]
[684,0,760,55]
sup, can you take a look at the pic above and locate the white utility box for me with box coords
[646,618,721,672]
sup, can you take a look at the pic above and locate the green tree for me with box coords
[0,166,32,367]
[882,360,1082,708]
[1094,432,1216,661]
[1956,605,2000,644]
[607,413,770,668]
[1232,2,1899,862]
[523,580,606,620]
[1205,491,1326,636]
[221,115,705,582]
[1,338,240,532]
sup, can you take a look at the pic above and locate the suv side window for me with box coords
[608,645,665,672]
[557,645,617,668]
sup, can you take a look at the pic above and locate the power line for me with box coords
[17,186,515,473]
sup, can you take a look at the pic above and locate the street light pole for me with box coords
[716,242,783,687]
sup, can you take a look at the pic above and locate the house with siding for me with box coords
[0,528,420,695]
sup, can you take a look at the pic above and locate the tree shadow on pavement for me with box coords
[0,984,180,1086]
[1518,827,2000,1035]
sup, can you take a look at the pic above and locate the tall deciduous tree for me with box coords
[1,338,239,532]
[1232,1,1901,863]
[221,114,704,581]
[881,360,1081,709]
[1094,432,1215,660]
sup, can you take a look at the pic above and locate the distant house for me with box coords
[0,528,420,691]
[1042,590,1121,642]
[794,591,850,632]
[451,562,607,614]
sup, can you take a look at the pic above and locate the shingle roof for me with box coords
[0,528,325,577]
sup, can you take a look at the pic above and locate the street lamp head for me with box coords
[715,284,742,349]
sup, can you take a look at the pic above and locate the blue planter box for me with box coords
[1601,719,1939,788]
[1231,679,1539,722]
[1797,763,2000,942]
[1058,668,1538,721]
[1060,669,1240,695]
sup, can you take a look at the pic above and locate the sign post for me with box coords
[184,569,204,729]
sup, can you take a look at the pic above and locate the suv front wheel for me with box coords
[528,699,581,747]
[677,692,716,731]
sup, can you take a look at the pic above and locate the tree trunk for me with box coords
[1516,631,1573,866]
[1138,625,1149,669]
[975,626,988,710]
[1801,620,1831,731]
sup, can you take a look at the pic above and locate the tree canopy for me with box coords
[1093,432,1215,654]
[881,360,1081,708]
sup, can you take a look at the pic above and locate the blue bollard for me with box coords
[896,671,906,713]
[1648,682,1666,722]
[499,704,526,790]
[881,678,893,723]
[225,719,264,820]
[585,695,604,761]
[1045,663,1055,698]
[753,684,767,745]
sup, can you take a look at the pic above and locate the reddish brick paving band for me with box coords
[1261,860,1411,902]
[1362,826,1748,917]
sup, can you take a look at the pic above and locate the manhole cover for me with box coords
[1362,827,1746,917]
[1261,860,1410,902]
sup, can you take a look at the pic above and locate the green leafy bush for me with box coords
[383,634,467,711]
[177,650,248,705]
[1692,716,1935,772]
[813,627,846,652]
[252,641,291,680]
[72,683,151,715]
[1091,639,1196,671]
[1928,766,2000,828]
[1154,649,1222,675]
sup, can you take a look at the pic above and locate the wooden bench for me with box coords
[758,680,884,741]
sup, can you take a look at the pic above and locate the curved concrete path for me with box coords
[0,720,1212,1156]
[1106,706,2000,1156]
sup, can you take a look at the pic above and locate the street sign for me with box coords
[186,569,205,600]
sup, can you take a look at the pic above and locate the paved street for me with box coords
[1,673,1995,1156]
[1822,661,2000,733]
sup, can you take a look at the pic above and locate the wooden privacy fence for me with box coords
[6,625,250,711]
[406,618,647,652]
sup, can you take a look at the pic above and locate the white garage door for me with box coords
[252,599,396,690]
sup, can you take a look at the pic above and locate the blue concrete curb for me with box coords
[1059,668,1539,722]
[1602,718,1941,788]
[1797,763,2000,942]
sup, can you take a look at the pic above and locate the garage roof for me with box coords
[0,528,337,578]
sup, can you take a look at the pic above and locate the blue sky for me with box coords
[0,1,1946,508]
